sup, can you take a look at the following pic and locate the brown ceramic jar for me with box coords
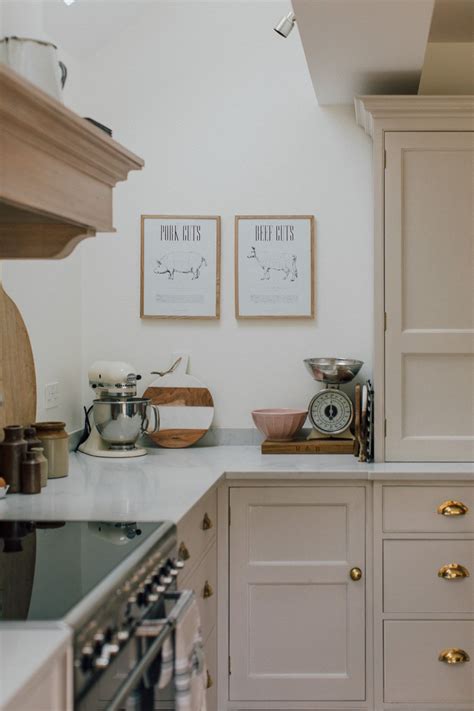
[30,447,48,487]
[0,426,27,493]
[21,451,41,494]
[23,426,42,451]
[33,422,69,479]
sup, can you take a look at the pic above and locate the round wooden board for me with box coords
[0,284,37,438]
[144,355,214,449]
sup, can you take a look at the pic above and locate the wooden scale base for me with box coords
[262,430,355,455]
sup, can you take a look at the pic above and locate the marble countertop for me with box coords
[0,622,71,709]
[0,446,472,523]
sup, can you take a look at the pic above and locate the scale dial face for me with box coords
[309,388,353,435]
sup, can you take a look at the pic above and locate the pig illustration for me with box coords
[154,252,208,280]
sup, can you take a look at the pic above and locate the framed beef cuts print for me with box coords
[235,215,315,319]
[141,215,221,319]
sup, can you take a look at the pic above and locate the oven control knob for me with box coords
[95,655,110,669]
[80,645,95,672]
[167,558,181,574]
[117,629,130,642]
[137,589,148,606]
[103,642,120,657]
[159,572,173,585]
[148,593,159,602]
[153,582,166,594]
[93,632,105,654]
[174,559,185,570]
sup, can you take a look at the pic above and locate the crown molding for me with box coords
[355,95,474,136]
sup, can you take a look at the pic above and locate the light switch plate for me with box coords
[45,382,60,409]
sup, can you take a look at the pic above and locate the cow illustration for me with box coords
[154,252,208,280]
[247,246,298,281]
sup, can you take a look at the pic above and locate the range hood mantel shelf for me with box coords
[0,65,144,259]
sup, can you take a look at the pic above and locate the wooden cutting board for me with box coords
[0,280,37,437]
[144,353,214,448]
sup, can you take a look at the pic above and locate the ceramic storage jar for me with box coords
[0,425,28,493]
[34,422,69,479]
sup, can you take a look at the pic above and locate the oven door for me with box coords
[78,590,193,711]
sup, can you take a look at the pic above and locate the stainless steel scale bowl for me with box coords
[304,358,363,385]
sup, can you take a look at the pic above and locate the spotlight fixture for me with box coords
[274,11,296,38]
[63,0,76,5]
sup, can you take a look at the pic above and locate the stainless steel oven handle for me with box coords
[103,590,194,711]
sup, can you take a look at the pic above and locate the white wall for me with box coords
[1,9,84,432]
[71,0,373,428]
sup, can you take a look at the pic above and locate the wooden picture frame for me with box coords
[141,215,221,319]
[235,215,315,319]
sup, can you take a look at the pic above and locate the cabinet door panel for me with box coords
[229,487,366,702]
[384,131,474,461]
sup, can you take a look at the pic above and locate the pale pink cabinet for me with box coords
[228,486,366,702]
[384,131,474,462]
[355,97,474,463]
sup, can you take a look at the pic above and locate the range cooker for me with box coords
[0,519,190,710]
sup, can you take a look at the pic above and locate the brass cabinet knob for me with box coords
[206,670,213,689]
[438,648,470,664]
[438,563,470,580]
[350,567,363,581]
[202,513,213,531]
[437,500,469,516]
[203,580,214,598]
[178,541,190,561]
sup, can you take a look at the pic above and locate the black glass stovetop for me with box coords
[0,520,164,622]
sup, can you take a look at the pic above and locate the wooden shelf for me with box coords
[0,65,144,259]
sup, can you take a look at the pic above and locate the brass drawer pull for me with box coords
[437,500,469,517]
[203,580,214,598]
[178,542,190,561]
[206,670,213,689]
[438,648,470,665]
[350,567,363,581]
[438,563,470,580]
[202,513,213,531]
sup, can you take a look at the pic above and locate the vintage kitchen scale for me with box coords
[262,358,373,457]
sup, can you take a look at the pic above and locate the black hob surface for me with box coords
[0,520,164,621]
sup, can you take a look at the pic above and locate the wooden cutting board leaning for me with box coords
[144,353,214,448]
[0,266,37,437]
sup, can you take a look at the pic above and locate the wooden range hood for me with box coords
[0,65,144,259]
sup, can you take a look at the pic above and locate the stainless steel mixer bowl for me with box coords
[304,358,364,384]
[93,397,153,451]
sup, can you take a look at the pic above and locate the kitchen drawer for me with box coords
[384,620,474,704]
[383,485,474,533]
[178,540,216,644]
[204,624,217,711]
[384,539,474,613]
[177,487,216,577]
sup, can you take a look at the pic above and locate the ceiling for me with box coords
[429,0,474,42]
[293,0,436,104]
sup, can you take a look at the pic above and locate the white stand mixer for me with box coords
[78,361,160,458]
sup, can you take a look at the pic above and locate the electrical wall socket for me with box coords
[45,382,60,409]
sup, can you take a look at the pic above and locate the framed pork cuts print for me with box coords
[235,215,315,319]
[141,215,220,319]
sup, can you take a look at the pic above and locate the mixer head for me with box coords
[88,360,142,398]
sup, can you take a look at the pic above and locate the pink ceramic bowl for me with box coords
[251,408,308,442]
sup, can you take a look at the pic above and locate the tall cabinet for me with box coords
[355,97,474,463]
